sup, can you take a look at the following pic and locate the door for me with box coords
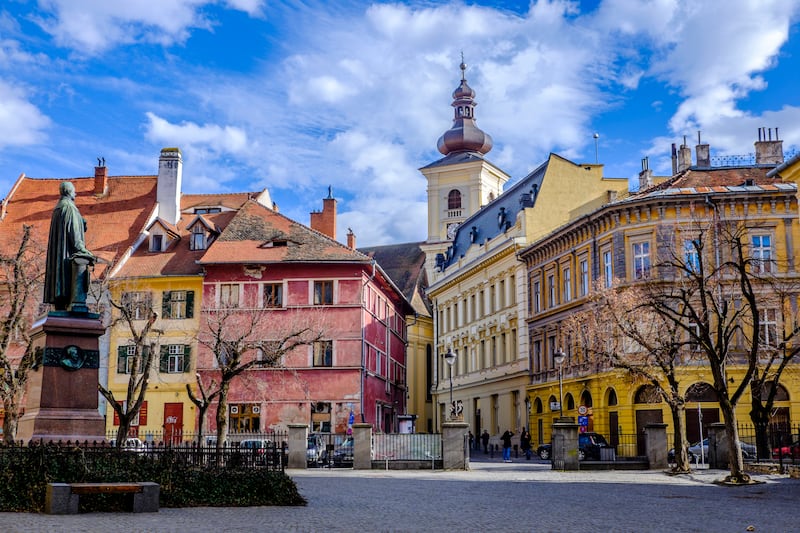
[609,411,619,448]
[635,409,663,456]
[163,402,183,445]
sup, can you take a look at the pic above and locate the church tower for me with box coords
[420,60,509,277]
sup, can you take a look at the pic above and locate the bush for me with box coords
[0,443,306,512]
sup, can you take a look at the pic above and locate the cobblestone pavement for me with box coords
[3,454,797,533]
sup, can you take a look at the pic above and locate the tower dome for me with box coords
[436,60,493,156]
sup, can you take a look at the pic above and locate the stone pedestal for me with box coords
[551,417,579,471]
[645,423,668,469]
[353,423,372,470]
[287,424,309,469]
[442,421,469,470]
[708,422,729,469]
[16,313,106,444]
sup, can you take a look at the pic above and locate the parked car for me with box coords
[772,439,800,459]
[331,437,354,467]
[239,439,272,465]
[114,437,146,453]
[307,434,328,467]
[670,438,757,463]
[536,432,611,461]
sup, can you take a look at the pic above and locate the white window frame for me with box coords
[751,234,774,273]
[684,239,701,273]
[563,266,572,302]
[759,308,779,347]
[603,250,613,288]
[632,241,651,280]
[579,259,589,297]
[533,281,541,313]
[219,283,240,307]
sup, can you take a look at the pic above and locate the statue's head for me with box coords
[59,181,76,200]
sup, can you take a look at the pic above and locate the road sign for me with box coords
[578,415,589,426]
[578,405,588,415]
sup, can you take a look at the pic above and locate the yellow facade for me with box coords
[522,169,800,449]
[106,275,201,442]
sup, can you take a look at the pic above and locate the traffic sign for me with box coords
[578,405,588,415]
[578,415,589,426]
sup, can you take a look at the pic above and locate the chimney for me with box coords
[94,158,108,195]
[677,135,692,172]
[695,131,710,167]
[755,127,784,165]
[346,228,356,250]
[671,143,678,175]
[638,157,653,190]
[157,147,183,225]
[310,186,337,240]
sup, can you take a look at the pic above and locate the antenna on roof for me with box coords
[593,133,599,164]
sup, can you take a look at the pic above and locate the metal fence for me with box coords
[106,430,289,447]
[372,433,442,461]
[613,434,640,458]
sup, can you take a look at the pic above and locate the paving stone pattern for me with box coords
[3,455,797,532]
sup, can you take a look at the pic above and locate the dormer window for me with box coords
[194,207,221,214]
[191,225,207,251]
[150,234,163,252]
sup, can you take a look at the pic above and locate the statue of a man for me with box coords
[44,181,96,312]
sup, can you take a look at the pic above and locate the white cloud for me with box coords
[144,112,248,153]
[0,81,51,149]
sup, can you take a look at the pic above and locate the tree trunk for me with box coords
[2,398,19,444]
[670,401,691,473]
[749,389,772,460]
[215,379,231,456]
[718,395,750,483]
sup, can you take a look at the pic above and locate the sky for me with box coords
[2,0,800,247]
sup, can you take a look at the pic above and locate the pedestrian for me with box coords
[481,430,490,454]
[520,428,532,460]
[468,431,475,451]
[501,429,514,462]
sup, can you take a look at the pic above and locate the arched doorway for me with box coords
[685,382,719,444]
[534,397,544,445]
[634,385,663,455]
[606,388,619,447]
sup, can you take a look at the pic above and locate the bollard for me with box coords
[513,444,519,458]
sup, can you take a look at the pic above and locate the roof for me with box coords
[0,174,158,277]
[419,150,494,170]
[360,241,430,315]
[198,200,372,265]
[114,192,253,279]
[633,166,795,200]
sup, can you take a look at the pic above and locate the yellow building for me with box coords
[520,133,800,451]
[421,63,628,438]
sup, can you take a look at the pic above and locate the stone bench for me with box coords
[45,482,160,514]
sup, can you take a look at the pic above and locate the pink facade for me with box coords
[197,261,409,434]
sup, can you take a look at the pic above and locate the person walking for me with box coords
[501,429,514,462]
[481,430,490,454]
[520,428,532,460]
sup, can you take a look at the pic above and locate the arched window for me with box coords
[757,382,790,401]
[634,385,662,404]
[686,382,718,402]
[534,398,543,414]
[548,395,558,412]
[565,393,575,410]
[607,388,618,406]
[448,189,462,210]
[580,390,593,408]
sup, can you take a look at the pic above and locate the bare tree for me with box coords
[0,225,44,442]
[98,292,162,448]
[186,373,219,447]
[564,280,695,473]
[195,303,325,454]
[644,218,769,484]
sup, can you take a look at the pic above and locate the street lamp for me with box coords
[443,348,456,418]
[554,348,566,418]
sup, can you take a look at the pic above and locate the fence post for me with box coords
[287,424,308,469]
[352,423,372,470]
[551,417,579,471]
[442,421,470,470]
[708,422,728,469]
[644,423,668,469]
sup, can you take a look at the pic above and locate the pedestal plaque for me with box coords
[16,313,106,443]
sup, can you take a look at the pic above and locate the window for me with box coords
[533,340,542,373]
[490,284,496,314]
[121,291,152,320]
[759,309,778,347]
[603,250,613,288]
[313,340,333,367]
[547,274,555,308]
[220,284,239,307]
[563,267,572,302]
[533,281,541,313]
[751,234,773,273]
[580,259,589,296]
[194,207,221,214]
[684,239,701,273]
[447,189,462,209]
[314,280,334,305]
[150,234,163,252]
[191,225,206,250]
[263,283,283,308]
[162,290,194,319]
[160,344,190,373]
[688,321,701,352]
[229,404,260,433]
[117,345,148,374]
[632,241,651,280]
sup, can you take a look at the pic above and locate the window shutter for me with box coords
[162,291,171,319]
[183,345,191,373]
[186,291,194,319]
[117,346,127,374]
[160,346,169,373]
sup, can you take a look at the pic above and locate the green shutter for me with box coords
[186,291,194,319]
[159,346,169,373]
[117,346,127,374]
[162,291,171,319]
[183,345,191,373]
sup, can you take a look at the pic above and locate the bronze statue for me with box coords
[44,181,96,312]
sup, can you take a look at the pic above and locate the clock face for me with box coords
[447,223,458,239]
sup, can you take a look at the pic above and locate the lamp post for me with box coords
[444,348,456,419]
[554,348,566,418]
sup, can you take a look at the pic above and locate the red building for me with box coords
[196,192,412,434]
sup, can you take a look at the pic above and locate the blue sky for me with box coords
[2,0,800,246]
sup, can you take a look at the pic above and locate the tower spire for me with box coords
[436,59,493,156]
